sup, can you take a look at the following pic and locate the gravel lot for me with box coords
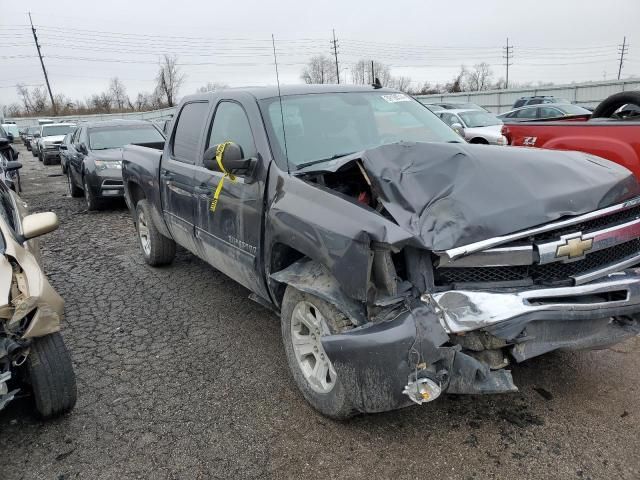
[1,144,639,480]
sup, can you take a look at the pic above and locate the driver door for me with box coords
[192,100,266,295]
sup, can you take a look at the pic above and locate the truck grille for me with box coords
[437,239,640,286]
[436,205,640,287]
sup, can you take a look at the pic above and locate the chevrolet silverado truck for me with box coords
[122,85,640,418]
[503,91,640,178]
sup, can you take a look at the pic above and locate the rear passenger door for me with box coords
[161,101,210,254]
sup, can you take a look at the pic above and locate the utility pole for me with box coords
[331,29,340,84]
[371,60,375,84]
[28,12,55,113]
[503,37,513,89]
[617,36,629,80]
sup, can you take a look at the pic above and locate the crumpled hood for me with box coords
[357,142,640,251]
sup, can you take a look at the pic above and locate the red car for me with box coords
[502,92,640,178]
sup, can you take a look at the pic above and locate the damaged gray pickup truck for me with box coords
[122,85,640,418]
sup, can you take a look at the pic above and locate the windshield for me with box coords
[2,125,19,136]
[458,111,502,127]
[260,92,462,169]
[88,125,164,150]
[42,125,75,137]
[556,104,592,115]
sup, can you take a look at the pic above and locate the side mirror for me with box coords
[6,134,14,143]
[450,123,465,137]
[60,144,67,150]
[21,212,59,241]
[78,143,88,154]
[34,133,41,138]
[203,142,255,176]
[0,138,9,148]
[5,161,22,171]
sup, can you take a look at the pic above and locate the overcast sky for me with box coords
[1,0,639,107]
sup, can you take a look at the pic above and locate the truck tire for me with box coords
[67,169,83,197]
[592,91,640,118]
[43,154,51,165]
[26,332,77,419]
[32,148,38,158]
[135,199,176,266]
[83,175,103,211]
[280,286,356,419]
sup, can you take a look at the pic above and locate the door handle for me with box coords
[160,170,174,181]
[195,185,213,196]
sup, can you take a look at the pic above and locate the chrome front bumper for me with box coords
[424,268,640,333]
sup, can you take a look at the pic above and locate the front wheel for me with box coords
[31,148,37,157]
[135,199,176,266]
[26,332,77,419]
[38,151,43,162]
[67,169,83,197]
[83,175,102,211]
[281,286,355,419]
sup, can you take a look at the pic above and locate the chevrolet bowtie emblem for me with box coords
[555,235,593,260]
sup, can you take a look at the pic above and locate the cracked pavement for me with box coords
[1,144,639,480]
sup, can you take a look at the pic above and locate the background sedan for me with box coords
[497,104,592,122]
[437,109,507,145]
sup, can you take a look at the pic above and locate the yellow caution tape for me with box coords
[210,141,236,213]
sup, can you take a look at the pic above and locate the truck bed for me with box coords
[502,120,640,178]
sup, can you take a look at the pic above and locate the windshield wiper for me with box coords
[295,152,357,171]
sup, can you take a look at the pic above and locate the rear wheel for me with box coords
[135,199,176,266]
[281,286,355,419]
[31,148,37,157]
[26,332,77,419]
[42,154,51,165]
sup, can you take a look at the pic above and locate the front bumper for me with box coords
[88,171,124,198]
[426,268,640,334]
[320,269,640,413]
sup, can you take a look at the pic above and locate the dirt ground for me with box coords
[0,144,638,480]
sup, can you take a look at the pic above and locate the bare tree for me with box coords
[16,84,35,114]
[31,87,49,113]
[109,77,128,110]
[301,55,337,84]
[392,76,413,93]
[444,66,468,93]
[196,82,229,93]
[156,55,185,107]
[351,60,392,86]
[465,62,493,91]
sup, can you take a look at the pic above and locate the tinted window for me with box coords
[207,102,257,158]
[516,107,538,119]
[527,99,543,105]
[89,125,164,150]
[172,102,209,161]
[539,107,563,118]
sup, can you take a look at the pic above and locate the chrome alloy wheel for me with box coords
[290,300,337,394]
[137,209,151,256]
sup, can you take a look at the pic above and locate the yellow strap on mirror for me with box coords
[210,141,236,213]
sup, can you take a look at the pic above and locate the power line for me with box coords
[618,36,629,80]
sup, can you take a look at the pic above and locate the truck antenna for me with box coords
[271,34,290,174]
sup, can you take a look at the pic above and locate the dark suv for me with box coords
[512,96,571,109]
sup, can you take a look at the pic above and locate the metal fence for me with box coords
[5,106,177,128]
[415,79,640,113]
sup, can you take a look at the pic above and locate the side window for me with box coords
[172,102,210,162]
[440,113,456,126]
[528,99,543,105]
[207,102,257,158]
[516,107,538,119]
[539,107,561,118]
